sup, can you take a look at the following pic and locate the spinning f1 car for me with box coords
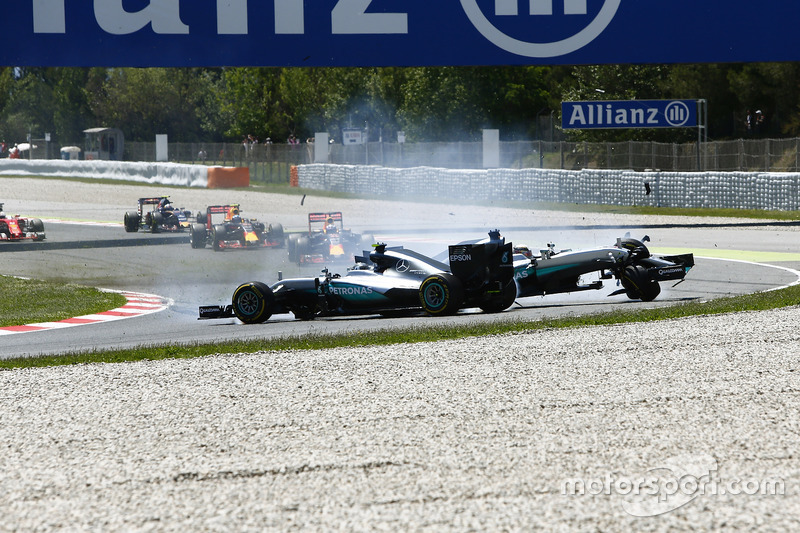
[199,230,694,324]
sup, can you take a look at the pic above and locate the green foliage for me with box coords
[4,64,800,146]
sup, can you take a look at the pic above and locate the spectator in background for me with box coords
[755,110,765,135]
[745,110,753,135]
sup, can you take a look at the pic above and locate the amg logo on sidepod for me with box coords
[460,0,621,58]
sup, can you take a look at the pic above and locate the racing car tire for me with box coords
[150,212,164,233]
[270,223,285,246]
[232,282,274,324]
[296,235,311,260]
[621,265,661,302]
[190,223,207,249]
[419,273,464,316]
[124,211,140,233]
[211,225,226,251]
[28,218,45,233]
[287,234,299,262]
[479,280,517,314]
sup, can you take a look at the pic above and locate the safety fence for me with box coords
[296,164,800,212]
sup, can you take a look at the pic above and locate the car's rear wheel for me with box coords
[621,265,661,301]
[479,280,517,313]
[419,273,464,316]
[270,223,285,245]
[124,211,140,232]
[190,223,207,249]
[232,282,273,324]
[296,235,311,260]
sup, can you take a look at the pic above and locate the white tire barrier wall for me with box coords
[0,159,208,188]
[297,164,800,211]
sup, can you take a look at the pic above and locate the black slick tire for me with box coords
[232,282,274,324]
[419,273,464,316]
[621,264,661,301]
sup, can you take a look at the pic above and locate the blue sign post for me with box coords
[561,100,698,130]
[2,2,800,67]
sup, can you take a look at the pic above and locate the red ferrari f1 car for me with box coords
[190,204,285,251]
[0,203,46,242]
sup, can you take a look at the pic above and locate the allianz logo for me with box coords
[33,0,408,36]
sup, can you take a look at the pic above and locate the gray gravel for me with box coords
[1,308,799,531]
[2,176,799,530]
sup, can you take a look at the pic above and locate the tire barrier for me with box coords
[296,164,800,211]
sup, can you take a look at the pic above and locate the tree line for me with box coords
[2,64,799,148]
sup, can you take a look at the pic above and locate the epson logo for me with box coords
[33,0,408,36]
[330,285,373,296]
[450,254,472,262]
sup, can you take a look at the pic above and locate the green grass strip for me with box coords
[2,283,798,370]
[0,276,127,327]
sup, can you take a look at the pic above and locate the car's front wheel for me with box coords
[621,265,661,301]
[232,282,274,324]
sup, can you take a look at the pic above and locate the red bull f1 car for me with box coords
[287,212,375,264]
[199,230,694,324]
[190,204,285,251]
[124,196,194,233]
[0,203,46,242]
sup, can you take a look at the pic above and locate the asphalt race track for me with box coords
[1,216,798,359]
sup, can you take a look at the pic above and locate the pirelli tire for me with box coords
[28,218,45,233]
[211,224,226,251]
[190,223,207,249]
[270,223,285,246]
[124,211,140,232]
[232,282,274,324]
[287,234,300,262]
[478,280,517,314]
[621,264,661,302]
[419,273,464,316]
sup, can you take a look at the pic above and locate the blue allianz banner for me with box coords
[562,100,698,130]
[2,1,800,67]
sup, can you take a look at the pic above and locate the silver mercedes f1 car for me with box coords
[199,230,694,324]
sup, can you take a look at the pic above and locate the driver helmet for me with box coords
[231,215,242,224]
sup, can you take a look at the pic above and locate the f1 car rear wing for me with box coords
[448,241,515,288]
[206,204,240,215]
[309,212,342,223]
